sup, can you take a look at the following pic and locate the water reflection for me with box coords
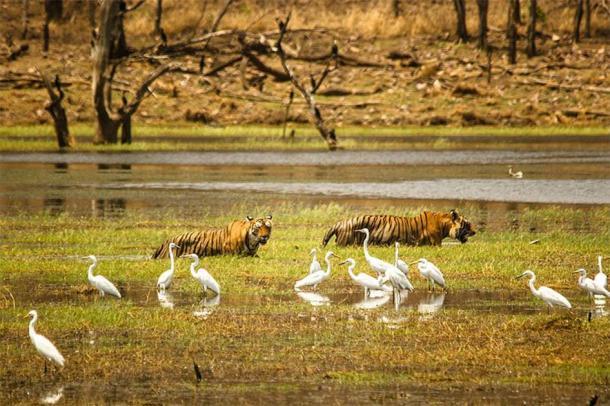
[40,386,64,405]
[53,163,68,173]
[192,295,221,319]
[417,292,446,318]
[97,163,132,173]
[296,291,330,307]
[354,291,391,309]
[92,198,126,218]
[593,295,607,318]
[157,290,175,309]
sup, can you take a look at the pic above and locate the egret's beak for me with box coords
[409,261,419,265]
[81,256,89,259]
[355,229,365,233]
[180,254,189,258]
[331,254,341,260]
[515,274,525,280]
[338,260,349,265]
[572,270,583,274]
[175,245,181,249]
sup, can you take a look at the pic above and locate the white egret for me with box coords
[394,242,409,276]
[594,256,607,293]
[356,228,404,281]
[410,258,446,291]
[157,242,180,291]
[516,270,571,311]
[508,166,523,178]
[385,265,414,308]
[182,253,220,296]
[294,251,337,291]
[309,248,322,275]
[574,268,610,298]
[341,258,391,298]
[84,255,121,298]
[28,310,65,372]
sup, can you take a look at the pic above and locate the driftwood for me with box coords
[274,13,337,150]
[37,68,74,149]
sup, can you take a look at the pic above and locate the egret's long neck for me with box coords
[599,256,603,274]
[362,231,371,259]
[190,258,199,278]
[578,274,586,287]
[347,264,356,280]
[528,275,540,297]
[312,251,317,262]
[394,245,399,267]
[169,248,176,273]
[28,315,37,338]
[325,256,332,276]
[87,261,97,281]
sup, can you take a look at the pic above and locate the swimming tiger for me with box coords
[152,215,273,259]
[321,210,475,247]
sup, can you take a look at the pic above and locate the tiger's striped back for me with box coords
[152,228,230,259]
[322,210,475,247]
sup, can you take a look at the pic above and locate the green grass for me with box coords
[0,124,608,152]
[1,204,609,403]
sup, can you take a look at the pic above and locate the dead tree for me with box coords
[507,0,518,64]
[506,0,521,37]
[584,0,591,38]
[282,89,294,138]
[526,0,537,57]
[392,0,401,17]
[453,0,468,42]
[92,0,179,144]
[154,0,163,36]
[88,0,96,28]
[43,0,63,52]
[274,14,337,150]
[574,0,584,42]
[37,68,74,149]
[476,0,489,50]
[21,0,29,40]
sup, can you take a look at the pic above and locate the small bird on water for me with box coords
[508,166,523,178]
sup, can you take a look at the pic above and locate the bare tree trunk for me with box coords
[21,0,29,40]
[88,0,96,28]
[506,0,521,36]
[526,0,537,57]
[392,0,401,17]
[113,0,130,58]
[507,0,518,64]
[154,0,163,35]
[584,0,591,38]
[514,0,521,23]
[37,69,74,149]
[453,0,468,42]
[476,0,488,49]
[43,0,62,52]
[574,0,584,42]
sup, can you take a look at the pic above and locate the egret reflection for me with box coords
[296,291,330,306]
[354,291,391,309]
[157,289,175,309]
[40,386,64,405]
[418,292,446,315]
[193,294,221,319]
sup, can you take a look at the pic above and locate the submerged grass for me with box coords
[1,204,609,402]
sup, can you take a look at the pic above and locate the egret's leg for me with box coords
[204,285,208,297]
[44,360,47,374]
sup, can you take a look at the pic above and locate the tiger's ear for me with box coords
[450,209,459,221]
[266,214,272,220]
[246,215,254,221]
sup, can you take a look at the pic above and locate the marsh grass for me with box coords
[1,203,609,402]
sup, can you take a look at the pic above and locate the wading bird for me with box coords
[594,256,607,296]
[516,270,571,311]
[341,258,391,298]
[182,253,220,296]
[84,255,121,298]
[394,242,409,277]
[295,251,337,291]
[28,310,65,373]
[385,265,413,309]
[309,248,322,275]
[157,242,180,291]
[508,165,523,178]
[355,228,394,278]
[574,268,610,299]
[411,258,446,291]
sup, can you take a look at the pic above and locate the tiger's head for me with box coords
[245,214,273,248]
[446,209,476,243]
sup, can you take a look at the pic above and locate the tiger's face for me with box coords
[447,210,476,243]
[246,215,273,246]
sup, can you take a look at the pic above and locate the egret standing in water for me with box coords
[28,310,65,373]
[341,258,390,298]
[394,242,409,276]
[355,228,395,278]
[309,248,322,275]
[411,258,446,291]
[574,268,610,299]
[84,255,121,298]
[157,242,180,291]
[295,251,337,291]
[516,270,571,311]
[182,253,220,296]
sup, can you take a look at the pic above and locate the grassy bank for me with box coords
[0,124,609,152]
[1,205,609,402]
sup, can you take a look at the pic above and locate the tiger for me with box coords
[321,210,475,247]
[152,215,273,259]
